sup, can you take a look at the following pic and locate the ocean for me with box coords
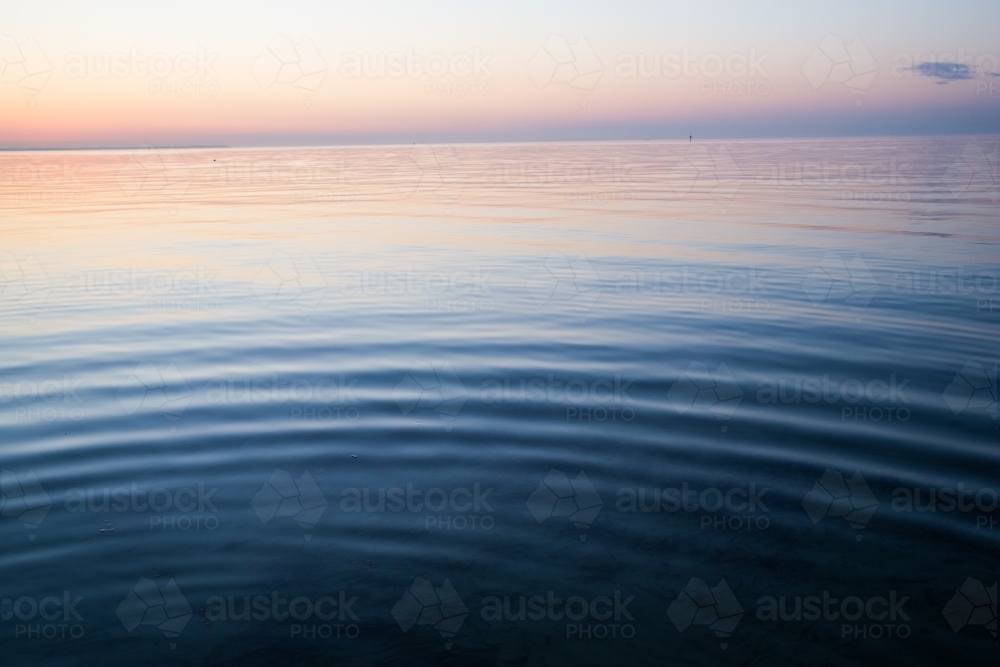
[1,136,997,666]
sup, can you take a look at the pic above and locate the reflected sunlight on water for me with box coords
[0,137,997,666]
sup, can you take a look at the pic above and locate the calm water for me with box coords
[1,138,997,666]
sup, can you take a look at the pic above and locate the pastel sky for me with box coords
[1,0,999,147]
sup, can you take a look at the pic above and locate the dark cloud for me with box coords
[910,62,974,83]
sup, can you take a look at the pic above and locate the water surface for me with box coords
[1,137,997,666]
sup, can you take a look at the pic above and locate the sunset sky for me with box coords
[2,0,998,147]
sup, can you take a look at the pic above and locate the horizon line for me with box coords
[2,129,998,153]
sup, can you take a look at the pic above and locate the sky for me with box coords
[1,0,999,147]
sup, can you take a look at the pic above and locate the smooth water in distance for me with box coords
[1,137,997,666]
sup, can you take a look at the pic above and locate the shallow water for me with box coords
[1,137,997,666]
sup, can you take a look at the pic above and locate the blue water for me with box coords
[1,137,997,666]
